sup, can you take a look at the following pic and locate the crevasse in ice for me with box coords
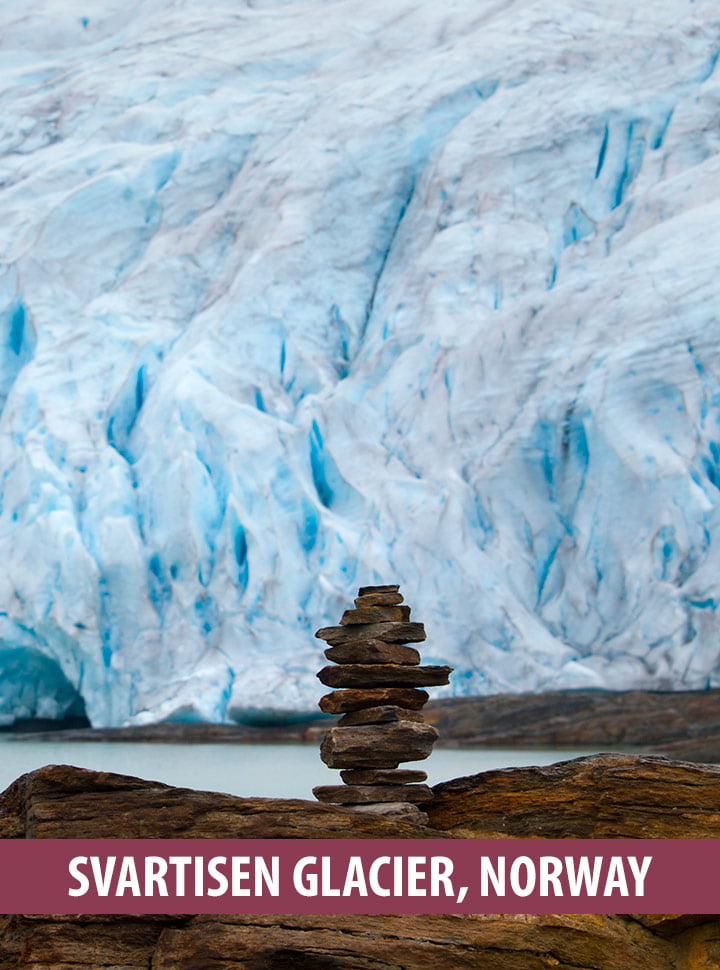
[0,0,719,725]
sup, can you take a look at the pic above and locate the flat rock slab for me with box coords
[341,768,428,784]
[313,783,433,804]
[319,688,429,714]
[318,663,452,689]
[315,621,426,646]
[341,605,411,624]
[338,705,426,726]
[325,640,421,665]
[357,584,400,596]
[354,591,404,607]
[352,802,430,823]
[320,722,439,768]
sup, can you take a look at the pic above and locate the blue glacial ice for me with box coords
[0,0,719,725]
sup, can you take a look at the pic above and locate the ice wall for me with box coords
[0,0,719,725]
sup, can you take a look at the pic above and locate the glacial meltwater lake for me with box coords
[0,740,642,799]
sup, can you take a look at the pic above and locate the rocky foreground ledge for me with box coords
[1,755,720,968]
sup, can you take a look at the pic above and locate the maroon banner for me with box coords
[0,839,717,914]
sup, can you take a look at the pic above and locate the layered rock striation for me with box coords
[1,758,720,968]
[313,585,451,811]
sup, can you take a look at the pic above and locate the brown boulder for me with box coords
[320,722,439,768]
[427,753,720,838]
[357,584,400,595]
[317,663,452,688]
[319,688,429,714]
[0,765,430,840]
[315,621,426,645]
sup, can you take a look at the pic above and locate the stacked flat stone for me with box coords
[312,584,452,811]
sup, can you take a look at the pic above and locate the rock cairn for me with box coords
[312,584,452,815]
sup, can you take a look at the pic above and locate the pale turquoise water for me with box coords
[0,740,641,799]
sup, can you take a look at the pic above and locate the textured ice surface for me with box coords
[0,0,719,725]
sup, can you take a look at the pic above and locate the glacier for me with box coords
[0,0,719,726]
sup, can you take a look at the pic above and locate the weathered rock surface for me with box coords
[341,605,412,625]
[352,801,430,822]
[1,761,720,968]
[357,585,400,597]
[4,755,720,840]
[146,914,691,970]
[0,765,429,840]
[0,915,187,970]
[315,622,427,646]
[319,687,429,714]
[324,640,421,665]
[0,911,714,970]
[317,664,452,689]
[427,753,720,838]
[320,722,439,768]
[337,705,425,726]
[340,768,428,784]
[355,591,404,607]
[313,783,433,804]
